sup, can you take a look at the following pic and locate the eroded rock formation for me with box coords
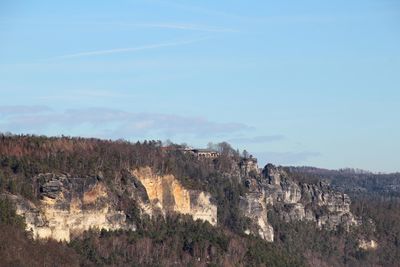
[3,163,361,245]
[358,239,378,250]
[4,168,218,242]
[6,173,132,242]
[132,167,217,226]
[240,164,360,242]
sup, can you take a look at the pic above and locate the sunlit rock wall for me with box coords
[132,167,217,226]
[6,174,133,242]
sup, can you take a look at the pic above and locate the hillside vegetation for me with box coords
[0,134,399,266]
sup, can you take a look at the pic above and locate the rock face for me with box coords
[240,164,359,242]
[5,168,217,243]
[240,191,274,242]
[358,239,378,250]
[239,157,260,177]
[4,163,359,245]
[132,167,217,226]
[7,173,133,242]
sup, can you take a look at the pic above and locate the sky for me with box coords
[0,0,399,172]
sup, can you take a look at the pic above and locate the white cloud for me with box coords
[35,89,136,101]
[256,151,321,166]
[0,105,51,116]
[0,106,250,139]
[228,135,285,144]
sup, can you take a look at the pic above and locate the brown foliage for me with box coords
[0,225,80,267]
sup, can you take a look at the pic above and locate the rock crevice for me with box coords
[240,164,359,242]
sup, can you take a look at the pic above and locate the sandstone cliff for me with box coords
[240,164,360,242]
[4,168,217,242]
[132,167,217,226]
[3,163,360,245]
[5,173,132,242]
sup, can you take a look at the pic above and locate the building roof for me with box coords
[192,149,219,153]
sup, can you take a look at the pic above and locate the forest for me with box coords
[0,134,400,266]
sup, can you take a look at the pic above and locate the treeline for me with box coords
[0,134,250,232]
[0,134,242,199]
[282,167,400,266]
[70,214,303,266]
[0,134,163,200]
[2,134,400,266]
[0,198,303,267]
[287,166,400,197]
[351,194,400,265]
[0,198,81,267]
[267,207,379,267]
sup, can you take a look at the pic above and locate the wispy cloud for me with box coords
[135,23,237,32]
[0,18,237,32]
[100,22,237,33]
[228,135,285,144]
[35,90,135,101]
[0,105,250,139]
[153,0,251,21]
[256,151,321,166]
[0,105,51,116]
[48,37,210,60]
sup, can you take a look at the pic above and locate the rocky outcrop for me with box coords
[6,173,133,242]
[4,168,217,243]
[132,167,217,226]
[240,164,360,242]
[239,157,260,177]
[358,239,378,250]
[240,191,274,242]
[3,163,361,245]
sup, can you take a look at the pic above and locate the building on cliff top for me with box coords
[191,149,220,159]
[162,146,220,159]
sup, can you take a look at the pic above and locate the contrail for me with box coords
[88,22,237,33]
[124,23,237,32]
[48,37,210,60]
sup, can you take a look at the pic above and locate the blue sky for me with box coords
[0,0,399,172]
